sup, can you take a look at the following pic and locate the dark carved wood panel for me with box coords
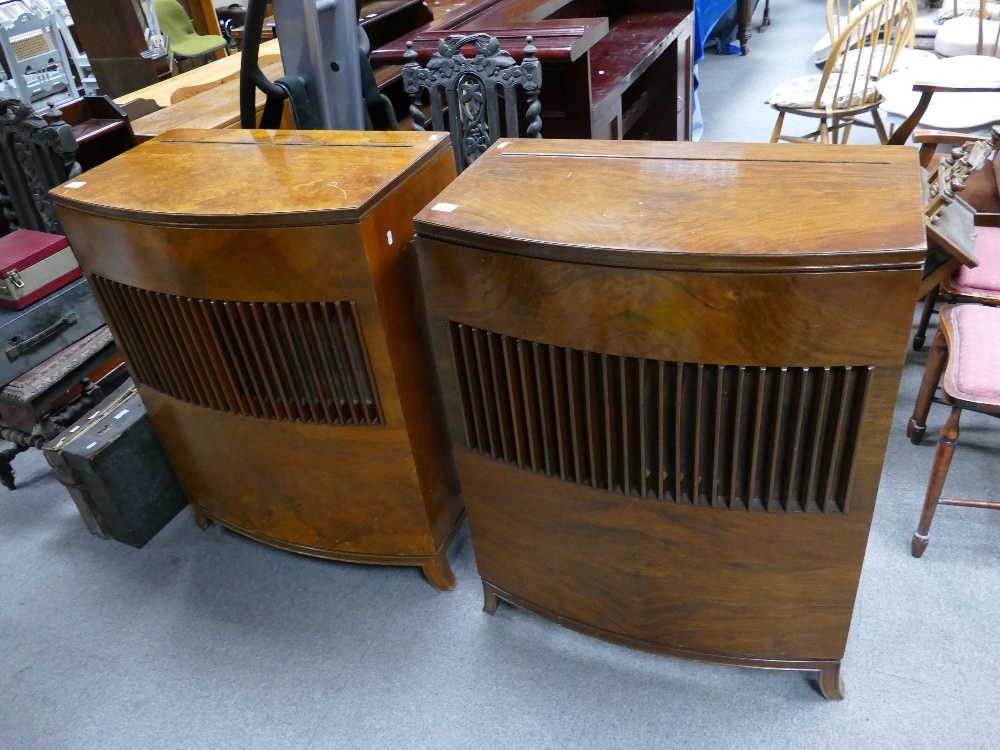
[91,275,383,425]
[449,322,873,513]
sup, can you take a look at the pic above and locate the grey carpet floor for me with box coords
[3,4,999,748]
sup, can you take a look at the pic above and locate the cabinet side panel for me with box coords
[359,151,463,550]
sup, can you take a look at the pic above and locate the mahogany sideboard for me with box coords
[413,139,925,694]
[372,0,695,141]
[51,129,464,589]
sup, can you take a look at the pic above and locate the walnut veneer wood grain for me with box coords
[414,139,925,693]
[52,129,464,589]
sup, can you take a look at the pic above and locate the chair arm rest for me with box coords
[974,213,1000,227]
[913,129,991,146]
[913,81,1000,94]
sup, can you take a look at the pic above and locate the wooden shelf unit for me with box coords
[372,0,694,140]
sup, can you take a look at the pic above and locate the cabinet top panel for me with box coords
[414,140,927,272]
[51,129,453,228]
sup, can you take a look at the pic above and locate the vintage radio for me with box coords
[51,129,464,588]
[413,139,926,695]
[0,229,81,310]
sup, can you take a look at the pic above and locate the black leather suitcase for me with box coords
[43,379,188,548]
[0,276,105,389]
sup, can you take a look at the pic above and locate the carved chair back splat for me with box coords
[0,97,80,234]
[403,33,542,173]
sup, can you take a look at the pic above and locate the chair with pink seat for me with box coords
[907,303,1000,557]
[913,126,1000,350]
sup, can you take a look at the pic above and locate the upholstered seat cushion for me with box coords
[935,16,1000,56]
[766,74,875,109]
[943,304,1000,401]
[950,225,1000,293]
[938,0,1000,21]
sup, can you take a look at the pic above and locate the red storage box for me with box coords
[0,229,82,310]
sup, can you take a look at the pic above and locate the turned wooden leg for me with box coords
[759,0,771,30]
[190,505,213,530]
[913,285,939,351]
[908,329,948,446]
[872,108,889,145]
[817,662,845,700]
[421,550,456,591]
[482,581,499,615]
[912,406,961,558]
[0,444,27,490]
[770,112,785,144]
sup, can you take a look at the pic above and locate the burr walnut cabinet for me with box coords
[51,129,464,589]
[413,139,926,694]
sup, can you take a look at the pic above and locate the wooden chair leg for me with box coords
[872,108,889,144]
[770,111,785,143]
[0,443,27,490]
[912,406,961,558]
[908,328,948,445]
[913,285,940,351]
[819,119,830,144]
[831,118,839,144]
[841,118,854,144]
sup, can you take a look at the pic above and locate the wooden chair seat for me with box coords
[936,15,1000,55]
[767,73,876,110]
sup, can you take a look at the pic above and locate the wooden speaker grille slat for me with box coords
[91,276,383,425]
[449,323,874,513]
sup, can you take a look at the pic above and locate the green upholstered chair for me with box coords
[152,0,227,66]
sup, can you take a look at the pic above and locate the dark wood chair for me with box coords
[0,97,126,489]
[0,98,81,235]
[907,303,1000,557]
[402,33,542,172]
[913,126,1000,350]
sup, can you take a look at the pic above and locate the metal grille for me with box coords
[91,275,383,425]
[449,323,874,513]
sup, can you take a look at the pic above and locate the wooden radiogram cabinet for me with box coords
[51,129,464,589]
[413,139,926,694]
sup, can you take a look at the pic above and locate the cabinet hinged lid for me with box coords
[50,129,452,228]
[414,139,928,272]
